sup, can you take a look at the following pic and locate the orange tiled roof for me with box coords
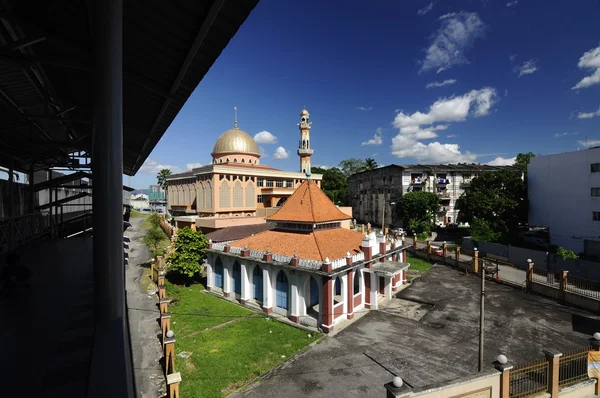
[267,180,350,223]
[231,228,365,262]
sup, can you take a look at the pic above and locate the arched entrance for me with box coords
[214,258,223,289]
[333,276,342,305]
[275,271,289,310]
[309,276,319,307]
[253,266,263,302]
[232,261,241,295]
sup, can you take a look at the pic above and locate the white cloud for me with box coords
[514,59,538,77]
[312,164,332,170]
[186,163,203,170]
[446,134,457,138]
[485,156,516,166]
[357,106,373,111]
[139,158,181,175]
[509,54,518,62]
[572,45,600,90]
[426,79,457,88]
[259,146,268,158]
[577,106,600,119]
[420,11,486,74]
[554,132,577,138]
[254,130,278,144]
[506,1,519,7]
[504,89,509,97]
[578,139,600,148]
[391,87,497,163]
[394,142,477,164]
[418,1,435,15]
[272,146,289,160]
[361,128,383,146]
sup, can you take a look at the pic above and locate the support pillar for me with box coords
[365,271,372,308]
[240,263,250,305]
[369,272,378,310]
[262,268,272,313]
[494,361,513,398]
[455,247,461,268]
[543,349,562,397]
[322,276,333,333]
[290,274,300,323]
[473,249,479,273]
[88,0,134,396]
[526,260,534,293]
[559,270,568,301]
[223,266,231,297]
[347,270,355,319]
[28,165,35,214]
[589,336,600,395]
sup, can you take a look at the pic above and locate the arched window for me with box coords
[220,181,230,208]
[253,266,263,301]
[353,271,361,295]
[234,158,238,163]
[232,262,241,295]
[309,276,319,307]
[233,181,243,207]
[333,276,342,305]
[219,159,223,163]
[214,257,223,288]
[226,158,230,162]
[275,271,289,310]
[241,159,245,163]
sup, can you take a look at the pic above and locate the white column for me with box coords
[290,273,299,318]
[223,265,231,295]
[263,267,272,310]
[370,272,378,310]
[206,260,213,289]
[240,263,249,301]
[342,274,348,316]
[385,276,392,300]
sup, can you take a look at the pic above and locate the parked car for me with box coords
[391,228,405,236]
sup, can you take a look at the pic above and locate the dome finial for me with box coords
[233,106,238,128]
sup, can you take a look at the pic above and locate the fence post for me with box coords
[473,248,479,273]
[543,349,562,398]
[427,240,432,262]
[494,357,512,398]
[526,259,534,293]
[164,331,176,375]
[559,270,568,301]
[384,377,412,398]
[589,334,600,395]
[412,235,417,250]
[455,247,461,268]
[167,372,181,398]
[442,242,448,262]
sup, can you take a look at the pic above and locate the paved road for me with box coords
[126,217,166,398]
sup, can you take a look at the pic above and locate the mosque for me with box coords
[205,174,410,333]
[166,109,352,235]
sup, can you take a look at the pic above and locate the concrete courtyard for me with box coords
[234,264,600,398]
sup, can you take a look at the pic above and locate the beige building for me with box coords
[166,109,325,233]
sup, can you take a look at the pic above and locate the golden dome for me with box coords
[300,109,309,116]
[211,127,261,157]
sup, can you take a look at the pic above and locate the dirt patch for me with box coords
[378,298,433,321]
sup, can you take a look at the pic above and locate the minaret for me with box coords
[297,109,313,174]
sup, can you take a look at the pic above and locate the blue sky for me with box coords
[130,0,600,188]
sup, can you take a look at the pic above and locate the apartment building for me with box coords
[348,164,518,228]
[529,147,600,256]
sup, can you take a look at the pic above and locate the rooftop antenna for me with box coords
[234,106,238,128]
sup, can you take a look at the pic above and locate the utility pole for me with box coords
[478,266,485,372]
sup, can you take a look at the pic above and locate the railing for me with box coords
[298,259,322,269]
[567,275,600,299]
[0,212,52,251]
[509,357,549,398]
[331,257,346,270]
[531,268,558,287]
[558,348,590,388]
[212,242,226,251]
[272,253,292,263]
[229,246,242,255]
[249,249,264,258]
[438,192,450,198]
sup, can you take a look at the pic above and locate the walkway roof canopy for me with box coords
[0,0,258,175]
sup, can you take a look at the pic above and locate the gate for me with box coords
[233,262,241,295]
[253,266,263,301]
[214,260,223,288]
[276,271,288,309]
[309,276,319,307]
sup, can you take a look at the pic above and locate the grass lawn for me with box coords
[165,280,321,397]
[407,254,433,272]
[130,209,145,218]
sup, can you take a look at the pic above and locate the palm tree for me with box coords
[365,158,378,171]
[157,168,172,189]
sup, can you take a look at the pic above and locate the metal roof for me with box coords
[0,0,259,175]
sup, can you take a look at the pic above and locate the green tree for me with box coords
[515,152,536,172]
[338,158,366,177]
[552,246,579,260]
[312,167,349,206]
[168,227,208,278]
[395,191,439,234]
[455,170,527,242]
[143,226,166,257]
[157,168,172,190]
[470,219,501,243]
[364,158,378,171]
[147,212,162,229]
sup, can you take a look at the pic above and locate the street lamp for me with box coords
[382,201,396,235]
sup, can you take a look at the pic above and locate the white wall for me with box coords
[528,148,600,253]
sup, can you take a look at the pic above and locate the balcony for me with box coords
[460,178,473,186]
[410,178,424,184]
[438,192,451,199]
[436,178,450,184]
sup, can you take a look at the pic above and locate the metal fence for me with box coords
[531,268,558,287]
[558,348,590,388]
[567,275,600,299]
[509,357,548,398]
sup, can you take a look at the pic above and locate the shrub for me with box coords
[168,227,208,279]
[142,226,166,257]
